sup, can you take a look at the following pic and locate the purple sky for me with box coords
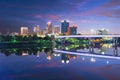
[0,0,120,34]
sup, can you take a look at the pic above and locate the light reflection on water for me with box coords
[0,43,120,80]
[56,43,120,56]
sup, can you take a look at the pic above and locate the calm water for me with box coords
[0,44,120,80]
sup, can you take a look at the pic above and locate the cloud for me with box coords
[80,0,120,18]
[35,14,59,20]
[100,12,113,17]
[99,0,120,18]
[103,0,120,7]
[80,20,97,23]
[34,14,62,22]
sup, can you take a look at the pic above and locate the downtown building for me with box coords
[46,22,52,34]
[33,25,40,33]
[54,25,60,35]
[33,25,41,36]
[61,20,69,35]
[66,26,77,35]
[70,26,77,35]
[20,27,28,36]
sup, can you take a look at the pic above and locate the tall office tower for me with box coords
[21,27,28,35]
[33,25,40,33]
[54,25,60,34]
[61,20,69,34]
[70,26,77,35]
[46,22,52,34]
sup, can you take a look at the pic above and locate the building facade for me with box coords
[54,26,60,35]
[46,22,52,34]
[21,27,28,35]
[61,20,69,34]
[33,25,40,33]
[70,26,77,35]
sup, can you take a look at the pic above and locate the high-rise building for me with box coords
[70,26,77,35]
[54,25,60,35]
[33,25,40,33]
[66,26,77,35]
[46,22,52,34]
[96,29,108,35]
[61,20,69,34]
[21,27,28,35]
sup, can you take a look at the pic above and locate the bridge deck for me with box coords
[55,35,120,38]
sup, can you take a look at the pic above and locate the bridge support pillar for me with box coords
[88,38,94,53]
[114,37,118,56]
[60,38,65,49]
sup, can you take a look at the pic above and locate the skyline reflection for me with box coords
[1,43,120,80]
[0,42,119,64]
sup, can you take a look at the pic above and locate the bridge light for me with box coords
[101,52,105,55]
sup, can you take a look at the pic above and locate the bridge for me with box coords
[54,34,120,60]
[54,50,120,60]
[55,34,120,38]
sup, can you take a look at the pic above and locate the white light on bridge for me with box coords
[101,52,105,55]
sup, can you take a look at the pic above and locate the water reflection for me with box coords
[1,37,120,80]
[0,41,119,64]
[56,42,119,57]
[0,46,53,57]
[61,53,77,63]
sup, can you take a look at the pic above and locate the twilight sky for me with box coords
[0,0,120,34]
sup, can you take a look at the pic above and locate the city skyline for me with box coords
[0,0,120,34]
